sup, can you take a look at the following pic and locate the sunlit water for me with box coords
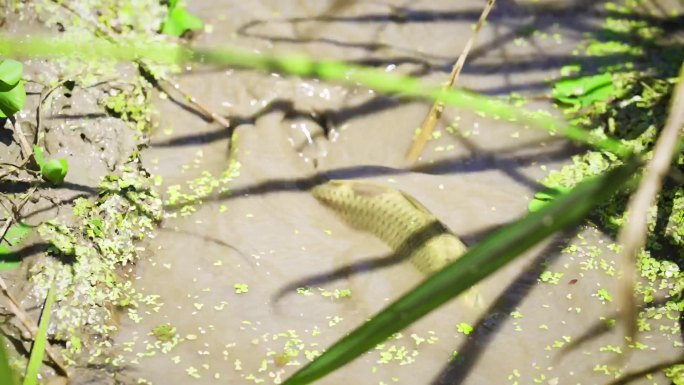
[114,1,682,384]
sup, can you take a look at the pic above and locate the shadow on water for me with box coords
[156,227,255,266]
[558,295,683,358]
[0,180,98,195]
[431,229,574,385]
[150,96,402,148]
[273,220,464,301]
[603,355,684,385]
[163,139,579,211]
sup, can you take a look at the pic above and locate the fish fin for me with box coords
[398,190,434,214]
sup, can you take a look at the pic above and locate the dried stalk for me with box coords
[9,117,33,160]
[616,62,684,341]
[406,0,496,163]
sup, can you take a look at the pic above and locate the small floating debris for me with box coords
[234,283,249,294]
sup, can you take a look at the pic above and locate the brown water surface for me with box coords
[115,1,682,384]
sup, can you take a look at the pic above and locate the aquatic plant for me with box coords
[0,58,25,118]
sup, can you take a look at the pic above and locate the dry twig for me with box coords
[9,117,33,160]
[406,0,496,163]
[616,62,684,341]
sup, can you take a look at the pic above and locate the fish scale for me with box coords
[311,180,467,275]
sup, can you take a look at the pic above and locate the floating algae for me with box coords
[311,180,468,275]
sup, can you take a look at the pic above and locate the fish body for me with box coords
[311,180,467,275]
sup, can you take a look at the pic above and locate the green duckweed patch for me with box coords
[533,1,684,381]
[32,159,163,364]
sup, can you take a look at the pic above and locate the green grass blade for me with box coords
[0,334,16,385]
[0,36,631,157]
[23,284,56,385]
[281,158,642,385]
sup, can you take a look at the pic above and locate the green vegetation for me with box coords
[32,146,68,185]
[23,285,55,385]
[0,0,681,384]
[0,335,16,385]
[0,58,25,118]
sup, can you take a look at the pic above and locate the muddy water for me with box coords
[116,1,681,385]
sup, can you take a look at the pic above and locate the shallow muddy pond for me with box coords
[112,1,682,384]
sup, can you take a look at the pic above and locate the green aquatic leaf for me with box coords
[0,59,22,90]
[0,79,25,118]
[0,335,16,385]
[41,159,69,185]
[161,3,204,37]
[33,146,68,185]
[23,284,56,385]
[0,59,25,117]
[528,186,573,213]
[553,73,614,107]
[281,158,641,385]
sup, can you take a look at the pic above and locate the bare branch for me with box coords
[406,0,496,163]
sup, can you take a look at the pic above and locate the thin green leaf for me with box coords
[0,80,25,118]
[40,159,68,185]
[23,284,56,385]
[281,158,642,385]
[0,334,17,385]
[0,36,633,157]
[0,59,23,90]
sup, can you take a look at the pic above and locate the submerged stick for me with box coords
[406,0,496,163]
[615,62,684,343]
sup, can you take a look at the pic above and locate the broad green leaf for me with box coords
[553,73,614,107]
[0,80,25,118]
[528,186,573,213]
[23,284,56,385]
[0,59,23,90]
[281,158,641,385]
[41,159,68,185]
[162,7,204,37]
[0,335,17,385]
